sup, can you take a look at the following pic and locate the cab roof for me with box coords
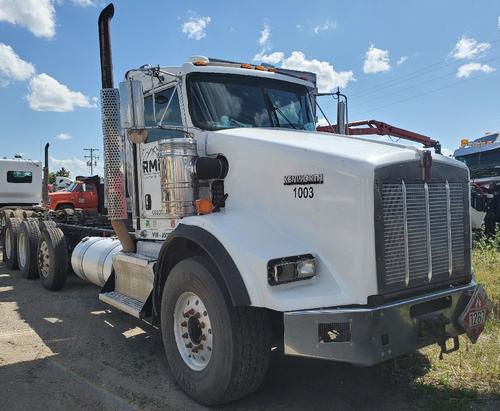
[125,56,317,94]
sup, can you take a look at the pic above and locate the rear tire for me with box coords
[37,227,68,290]
[17,219,41,279]
[4,217,21,269]
[161,256,271,406]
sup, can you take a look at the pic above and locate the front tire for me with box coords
[161,256,271,406]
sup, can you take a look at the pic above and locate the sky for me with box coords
[0,0,499,176]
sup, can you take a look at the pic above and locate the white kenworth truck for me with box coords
[1,4,492,406]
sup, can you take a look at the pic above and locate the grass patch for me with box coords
[406,232,500,409]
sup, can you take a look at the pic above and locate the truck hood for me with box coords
[211,127,462,171]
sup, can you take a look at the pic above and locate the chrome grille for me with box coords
[378,178,469,293]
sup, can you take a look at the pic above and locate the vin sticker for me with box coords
[284,173,324,186]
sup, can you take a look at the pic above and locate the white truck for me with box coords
[1,4,492,406]
[0,157,42,207]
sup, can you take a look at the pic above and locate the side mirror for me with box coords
[119,80,148,143]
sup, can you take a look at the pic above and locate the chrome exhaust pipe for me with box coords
[98,3,134,252]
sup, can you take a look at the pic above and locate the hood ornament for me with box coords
[420,150,432,182]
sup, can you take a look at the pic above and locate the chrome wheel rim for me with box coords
[18,231,27,268]
[173,291,213,371]
[38,240,50,278]
[4,227,11,259]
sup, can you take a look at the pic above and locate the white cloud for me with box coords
[0,0,56,39]
[450,36,490,60]
[316,117,329,127]
[68,0,97,6]
[49,156,91,178]
[56,132,72,140]
[254,51,355,91]
[313,19,336,34]
[396,56,408,66]
[181,16,211,40]
[282,51,355,91]
[26,73,95,112]
[253,51,285,65]
[363,44,391,74]
[0,43,35,86]
[456,62,495,78]
[258,24,271,49]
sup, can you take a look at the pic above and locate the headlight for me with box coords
[267,254,316,286]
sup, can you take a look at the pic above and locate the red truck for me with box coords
[49,177,101,211]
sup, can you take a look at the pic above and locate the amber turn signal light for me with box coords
[196,198,213,215]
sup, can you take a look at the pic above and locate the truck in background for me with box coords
[0,157,42,207]
[0,3,492,406]
[48,176,103,211]
[454,132,500,235]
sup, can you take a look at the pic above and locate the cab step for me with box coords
[99,291,145,318]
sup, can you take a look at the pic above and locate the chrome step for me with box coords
[99,291,145,318]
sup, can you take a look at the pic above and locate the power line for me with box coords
[350,69,497,118]
[349,38,500,100]
[352,53,500,107]
[83,148,99,175]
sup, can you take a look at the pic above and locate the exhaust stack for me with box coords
[98,3,134,253]
[42,143,49,206]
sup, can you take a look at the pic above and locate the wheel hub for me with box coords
[38,240,50,278]
[18,231,27,267]
[174,291,213,371]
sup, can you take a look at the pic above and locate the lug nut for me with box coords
[183,308,195,318]
[185,342,193,348]
[182,333,188,339]
[181,321,187,327]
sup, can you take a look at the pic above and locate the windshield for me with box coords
[187,73,315,131]
[456,148,500,177]
[65,182,77,192]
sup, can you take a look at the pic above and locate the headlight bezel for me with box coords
[267,254,316,286]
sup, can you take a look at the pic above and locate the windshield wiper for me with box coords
[263,92,298,130]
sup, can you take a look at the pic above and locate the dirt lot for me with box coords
[0,256,497,411]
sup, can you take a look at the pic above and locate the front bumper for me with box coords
[284,282,478,366]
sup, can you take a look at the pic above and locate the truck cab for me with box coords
[49,179,98,211]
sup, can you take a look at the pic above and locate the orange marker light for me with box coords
[194,60,208,66]
[196,199,213,215]
[255,65,267,71]
[267,68,277,72]
[241,63,254,69]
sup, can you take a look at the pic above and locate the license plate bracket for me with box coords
[458,285,492,343]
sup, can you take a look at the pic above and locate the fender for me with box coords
[153,224,251,317]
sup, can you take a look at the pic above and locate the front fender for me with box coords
[181,211,360,311]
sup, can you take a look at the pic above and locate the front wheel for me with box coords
[161,256,271,406]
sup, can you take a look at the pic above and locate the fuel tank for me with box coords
[71,236,122,286]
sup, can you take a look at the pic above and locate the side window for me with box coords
[144,87,184,142]
[7,171,32,183]
[83,183,94,192]
[74,184,83,192]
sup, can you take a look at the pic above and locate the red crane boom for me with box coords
[317,119,442,154]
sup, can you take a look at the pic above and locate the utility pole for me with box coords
[84,148,100,175]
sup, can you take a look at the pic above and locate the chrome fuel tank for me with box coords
[71,237,122,287]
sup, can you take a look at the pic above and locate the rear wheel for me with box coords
[17,219,41,279]
[4,217,21,269]
[37,227,68,290]
[161,256,271,405]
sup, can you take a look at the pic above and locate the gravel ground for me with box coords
[0,256,467,411]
